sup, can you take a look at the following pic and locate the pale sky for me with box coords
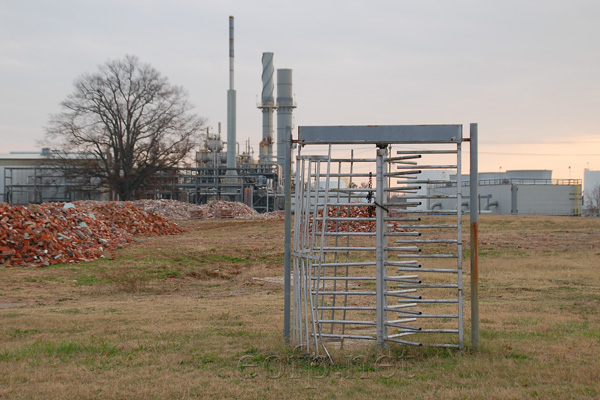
[1,0,598,180]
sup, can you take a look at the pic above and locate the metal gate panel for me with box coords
[382,144,463,349]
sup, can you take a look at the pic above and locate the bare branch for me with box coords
[44,55,205,200]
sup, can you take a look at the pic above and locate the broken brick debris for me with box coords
[75,201,182,235]
[1,201,181,268]
[189,200,258,220]
[132,199,283,221]
[312,205,408,233]
[131,199,207,221]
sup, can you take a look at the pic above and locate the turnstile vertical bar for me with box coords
[284,127,292,344]
[309,159,322,355]
[376,145,388,346]
[292,148,301,346]
[341,150,355,338]
[457,140,464,350]
[470,123,480,348]
[317,146,333,334]
[304,158,314,353]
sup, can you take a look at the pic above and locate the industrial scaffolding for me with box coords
[2,166,105,205]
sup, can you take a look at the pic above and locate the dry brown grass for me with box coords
[1,216,599,399]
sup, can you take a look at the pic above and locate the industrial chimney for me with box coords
[258,52,276,163]
[276,69,295,168]
[226,16,237,174]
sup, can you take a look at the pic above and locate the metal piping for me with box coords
[484,201,499,210]
[259,52,276,163]
[226,16,237,173]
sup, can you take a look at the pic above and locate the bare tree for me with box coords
[44,55,205,200]
[583,184,600,217]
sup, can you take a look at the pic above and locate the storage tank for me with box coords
[505,170,552,181]
[584,169,600,204]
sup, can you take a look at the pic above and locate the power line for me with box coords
[480,152,600,156]
[481,141,600,145]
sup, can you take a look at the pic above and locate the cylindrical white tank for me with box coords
[196,151,227,165]
[584,169,600,204]
[206,137,224,152]
[506,170,552,181]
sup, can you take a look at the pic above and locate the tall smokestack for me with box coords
[226,16,237,173]
[259,52,275,163]
[276,69,295,168]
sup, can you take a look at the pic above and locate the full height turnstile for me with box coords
[292,125,469,355]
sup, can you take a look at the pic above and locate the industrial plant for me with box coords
[0,16,297,212]
[0,16,593,218]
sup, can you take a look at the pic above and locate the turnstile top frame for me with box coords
[297,125,462,145]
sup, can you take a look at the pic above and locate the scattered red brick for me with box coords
[0,201,182,268]
[76,201,183,235]
[312,205,408,232]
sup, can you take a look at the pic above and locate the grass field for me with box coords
[1,215,599,399]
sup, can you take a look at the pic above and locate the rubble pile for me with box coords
[190,200,259,219]
[0,201,181,268]
[132,199,283,221]
[254,210,285,220]
[131,199,204,220]
[75,201,183,235]
[312,205,408,233]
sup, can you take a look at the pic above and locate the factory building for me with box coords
[1,17,293,211]
[0,150,107,205]
[414,170,582,216]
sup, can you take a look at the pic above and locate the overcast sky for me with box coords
[1,0,598,179]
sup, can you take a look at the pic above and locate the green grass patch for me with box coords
[0,340,121,362]
[24,276,66,283]
[5,328,42,338]
[199,253,249,264]
[0,312,23,319]
[177,352,224,369]
[75,274,106,286]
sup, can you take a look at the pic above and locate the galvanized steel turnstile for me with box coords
[292,125,468,355]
